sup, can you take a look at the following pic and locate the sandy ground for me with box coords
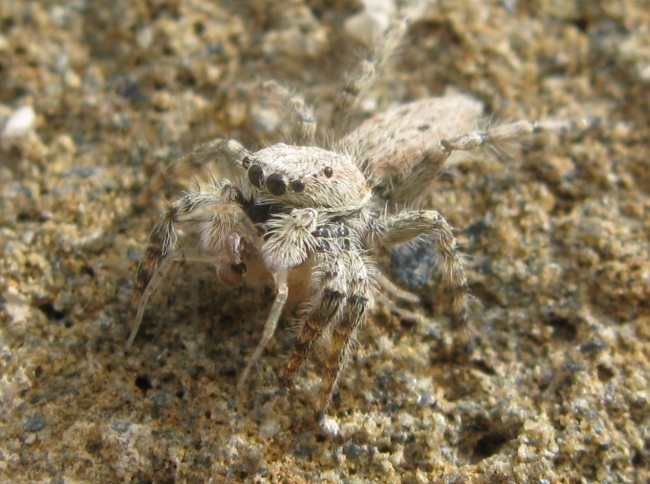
[1,0,649,482]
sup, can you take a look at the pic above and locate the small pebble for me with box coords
[344,0,396,46]
[1,105,36,138]
[319,416,340,438]
[110,421,131,433]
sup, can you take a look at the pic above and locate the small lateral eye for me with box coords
[291,179,305,193]
[324,167,333,178]
[242,156,252,169]
[248,165,264,188]
[266,173,287,196]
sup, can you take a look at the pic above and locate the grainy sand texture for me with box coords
[1,1,648,482]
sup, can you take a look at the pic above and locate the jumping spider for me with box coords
[127,20,593,417]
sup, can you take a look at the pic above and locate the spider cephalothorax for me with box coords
[127,19,594,417]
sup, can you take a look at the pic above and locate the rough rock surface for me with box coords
[1,1,648,482]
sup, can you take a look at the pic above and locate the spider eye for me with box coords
[315,239,330,252]
[312,226,330,237]
[248,165,264,188]
[291,179,305,193]
[242,156,252,168]
[266,173,287,196]
[324,167,333,178]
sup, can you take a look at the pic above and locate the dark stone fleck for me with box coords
[342,442,365,459]
[580,341,607,355]
[189,365,204,379]
[85,435,103,454]
[61,166,100,178]
[23,412,46,432]
[111,420,131,433]
[391,236,437,288]
[151,391,171,407]
[119,79,145,103]
[563,361,585,372]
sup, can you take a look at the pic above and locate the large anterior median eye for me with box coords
[266,173,287,195]
[248,165,264,188]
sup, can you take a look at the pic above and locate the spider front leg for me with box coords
[127,246,234,348]
[136,138,251,209]
[236,267,289,391]
[283,249,374,415]
[375,210,469,318]
[127,181,248,348]
[282,251,349,380]
[317,250,373,413]
[236,207,319,390]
